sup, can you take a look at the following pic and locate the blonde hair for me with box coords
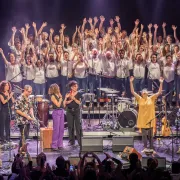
[48,83,60,95]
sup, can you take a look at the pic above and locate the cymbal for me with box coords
[118,97,131,101]
[106,94,119,97]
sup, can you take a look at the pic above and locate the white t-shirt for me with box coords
[73,62,88,78]
[101,56,116,77]
[33,67,46,84]
[87,55,102,74]
[23,64,35,80]
[116,58,129,78]
[163,64,175,82]
[60,59,74,77]
[45,63,59,78]
[147,60,161,80]
[6,62,22,82]
[133,63,146,79]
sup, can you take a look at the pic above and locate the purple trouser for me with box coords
[51,109,64,148]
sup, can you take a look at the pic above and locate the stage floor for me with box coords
[0,138,179,175]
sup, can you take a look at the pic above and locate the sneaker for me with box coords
[141,148,148,153]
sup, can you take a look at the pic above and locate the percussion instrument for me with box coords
[36,95,43,102]
[117,100,131,112]
[37,99,49,127]
[118,108,137,128]
[82,93,95,102]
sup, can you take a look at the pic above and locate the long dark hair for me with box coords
[0,81,12,93]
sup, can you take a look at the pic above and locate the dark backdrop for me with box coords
[0,0,180,80]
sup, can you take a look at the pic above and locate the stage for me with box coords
[0,138,179,176]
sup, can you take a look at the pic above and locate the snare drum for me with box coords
[37,99,49,127]
[117,100,131,112]
[82,93,95,102]
[118,108,137,128]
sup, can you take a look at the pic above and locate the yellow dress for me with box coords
[136,96,156,129]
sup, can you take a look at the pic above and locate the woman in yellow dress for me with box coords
[130,76,163,152]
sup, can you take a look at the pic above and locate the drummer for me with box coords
[101,51,116,89]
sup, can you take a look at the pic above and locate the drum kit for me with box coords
[82,88,138,131]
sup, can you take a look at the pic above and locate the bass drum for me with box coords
[118,108,137,128]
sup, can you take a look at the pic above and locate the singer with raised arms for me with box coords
[63,80,82,147]
[130,76,164,152]
[0,81,15,143]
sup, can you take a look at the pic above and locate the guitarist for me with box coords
[130,76,164,153]
[15,85,36,151]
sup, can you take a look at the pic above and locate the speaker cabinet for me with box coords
[81,137,103,152]
[112,136,134,152]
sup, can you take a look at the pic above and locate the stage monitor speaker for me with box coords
[141,157,166,170]
[112,136,134,152]
[81,137,103,152]
[122,146,142,160]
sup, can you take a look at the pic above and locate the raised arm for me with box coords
[130,76,141,100]
[109,18,114,29]
[99,15,105,34]
[153,24,158,44]
[37,22,47,36]
[88,17,94,31]
[148,23,152,34]
[0,48,9,65]
[60,24,66,46]
[72,26,78,45]
[32,22,38,39]
[49,28,54,45]
[150,77,164,99]
[93,16,99,29]
[172,25,179,43]
[19,27,26,45]
[81,18,87,34]
[11,27,17,46]
[132,19,140,34]
[162,22,167,41]
[25,23,30,40]
[114,16,121,31]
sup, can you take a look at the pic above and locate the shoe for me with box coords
[68,141,75,146]
[141,148,148,153]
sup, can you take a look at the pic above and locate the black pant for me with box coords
[66,108,82,146]
[142,128,153,149]
[0,109,10,141]
[18,124,30,148]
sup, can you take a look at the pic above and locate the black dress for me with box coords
[0,92,12,141]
